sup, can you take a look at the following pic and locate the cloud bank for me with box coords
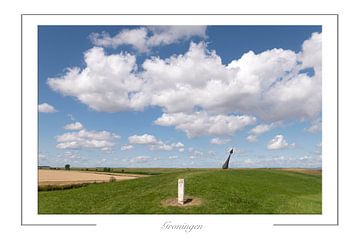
[48,30,322,138]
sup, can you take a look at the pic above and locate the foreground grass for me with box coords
[38,168,321,214]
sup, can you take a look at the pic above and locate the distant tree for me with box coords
[65,164,70,170]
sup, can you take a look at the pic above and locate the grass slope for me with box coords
[38,169,321,214]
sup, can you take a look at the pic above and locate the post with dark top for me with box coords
[222,148,234,169]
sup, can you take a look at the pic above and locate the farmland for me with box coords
[38,168,321,214]
[39,169,146,186]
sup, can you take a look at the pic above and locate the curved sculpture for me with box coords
[222,148,234,169]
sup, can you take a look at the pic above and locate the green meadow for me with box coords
[38,168,321,214]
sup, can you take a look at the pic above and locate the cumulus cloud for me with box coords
[89,26,207,52]
[247,122,280,142]
[49,32,322,138]
[55,129,119,151]
[63,122,83,130]
[48,47,146,112]
[149,141,184,152]
[210,137,231,145]
[155,111,256,138]
[146,36,321,121]
[298,32,322,72]
[120,144,134,151]
[128,134,185,152]
[267,135,295,150]
[128,134,157,144]
[38,103,57,113]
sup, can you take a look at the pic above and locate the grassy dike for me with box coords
[38,168,321,214]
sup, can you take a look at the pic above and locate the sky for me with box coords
[38,25,322,168]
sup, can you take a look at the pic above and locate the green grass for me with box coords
[38,183,91,191]
[71,167,192,175]
[38,168,321,214]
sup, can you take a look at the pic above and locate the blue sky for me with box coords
[38,25,322,168]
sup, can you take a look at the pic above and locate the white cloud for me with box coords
[38,103,57,113]
[299,32,322,72]
[128,134,157,144]
[145,35,321,121]
[90,26,207,52]
[210,137,231,145]
[149,141,184,152]
[49,32,322,137]
[306,118,322,133]
[55,129,119,151]
[247,122,280,142]
[246,134,258,143]
[169,155,179,159]
[250,123,276,135]
[63,122,83,130]
[142,42,230,113]
[48,47,146,112]
[154,111,256,138]
[267,135,295,150]
[128,134,185,152]
[120,144,134,151]
[147,26,207,46]
[131,155,151,161]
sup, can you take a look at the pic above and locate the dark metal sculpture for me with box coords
[222,148,234,169]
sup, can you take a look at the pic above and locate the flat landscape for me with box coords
[38,168,322,214]
[39,169,144,186]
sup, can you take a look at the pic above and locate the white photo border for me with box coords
[21,14,338,229]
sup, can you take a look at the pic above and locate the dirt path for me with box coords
[39,169,145,186]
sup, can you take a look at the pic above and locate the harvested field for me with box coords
[39,169,145,186]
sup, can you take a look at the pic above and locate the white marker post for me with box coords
[178,178,185,205]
